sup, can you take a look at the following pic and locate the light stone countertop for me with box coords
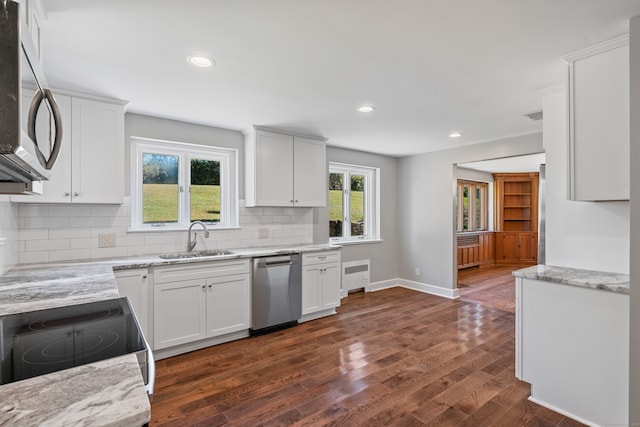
[512,264,630,295]
[0,243,340,426]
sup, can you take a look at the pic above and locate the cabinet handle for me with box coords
[290,199,294,203]
[64,192,70,197]
[201,285,205,289]
[208,284,212,288]
[73,192,79,197]
[295,200,299,203]
[142,275,147,279]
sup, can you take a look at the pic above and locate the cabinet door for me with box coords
[71,97,124,204]
[154,279,207,349]
[321,263,341,310]
[206,274,250,337]
[114,268,150,340]
[254,130,294,206]
[518,233,538,262]
[496,232,520,262]
[12,91,72,203]
[293,137,326,207]
[302,265,322,315]
[569,41,629,201]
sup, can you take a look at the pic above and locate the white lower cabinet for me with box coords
[152,259,250,351]
[113,268,150,342]
[206,274,251,337]
[302,251,341,316]
[154,278,208,349]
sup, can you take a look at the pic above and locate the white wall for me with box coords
[313,146,399,283]
[543,90,629,274]
[397,133,543,292]
[629,14,640,427]
[0,197,19,274]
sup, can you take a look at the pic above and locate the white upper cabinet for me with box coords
[564,35,629,201]
[13,91,126,204]
[245,126,327,207]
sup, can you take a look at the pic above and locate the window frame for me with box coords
[130,136,238,231]
[456,179,488,232]
[329,162,380,243]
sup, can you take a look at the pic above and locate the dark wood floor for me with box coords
[457,265,530,313]
[150,285,584,426]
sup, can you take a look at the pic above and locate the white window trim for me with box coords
[130,136,239,232]
[329,162,380,243]
[456,180,488,233]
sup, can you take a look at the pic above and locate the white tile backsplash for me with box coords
[13,198,314,264]
[0,201,20,274]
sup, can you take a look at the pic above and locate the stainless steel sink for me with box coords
[159,250,234,260]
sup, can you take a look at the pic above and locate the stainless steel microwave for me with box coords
[0,0,62,194]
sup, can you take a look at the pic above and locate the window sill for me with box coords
[127,226,241,233]
[329,238,383,246]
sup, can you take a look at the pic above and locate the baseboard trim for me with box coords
[527,396,599,427]
[367,278,459,299]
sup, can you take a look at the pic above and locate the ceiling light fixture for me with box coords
[187,55,215,68]
[449,132,463,138]
[358,106,375,113]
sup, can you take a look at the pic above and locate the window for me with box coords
[456,180,488,232]
[131,137,238,230]
[329,162,380,242]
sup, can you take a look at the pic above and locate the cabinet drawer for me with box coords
[302,251,341,266]
[154,259,250,284]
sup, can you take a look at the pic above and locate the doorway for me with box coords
[454,153,545,312]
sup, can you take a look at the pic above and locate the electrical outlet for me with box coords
[98,233,116,248]
[258,227,269,239]
[415,267,420,276]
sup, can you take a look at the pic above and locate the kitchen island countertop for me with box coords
[512,264,629,294]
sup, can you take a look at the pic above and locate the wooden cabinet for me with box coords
[245,126,327,207]
[564,35,629,201]
[114,268,150,342]
[494,173,539,266]
[456,232,495,270]
[495,232,537,264]
[12,92,126,204]
[152,259,250,350]
[301,251,341,317]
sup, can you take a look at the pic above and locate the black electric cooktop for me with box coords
[0,297,147,386]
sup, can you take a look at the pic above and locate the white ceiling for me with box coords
[459,153,546,173]
[40,0,640,157]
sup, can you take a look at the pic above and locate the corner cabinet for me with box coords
[564,35,629,201]
[152,259,250,350]
[245,126,327,207]
[301,250,341,321]
[12,91,126,204]
[493,173,538,266]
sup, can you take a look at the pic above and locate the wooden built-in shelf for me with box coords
[493,172,540,265]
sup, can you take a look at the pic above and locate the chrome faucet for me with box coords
[187,221,210,252]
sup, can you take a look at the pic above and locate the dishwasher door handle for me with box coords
[263,260,293,267]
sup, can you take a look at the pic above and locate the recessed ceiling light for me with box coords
[187,55,215,68]
[358,106,375,113]
[449,132,463,138]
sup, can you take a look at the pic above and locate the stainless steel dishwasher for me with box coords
[250,254,302,336]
